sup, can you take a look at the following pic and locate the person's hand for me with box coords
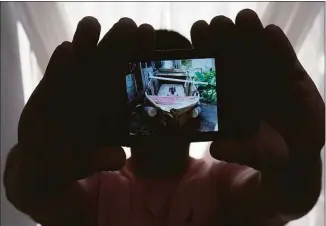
[17,17,155,179]
[191,9,325,172]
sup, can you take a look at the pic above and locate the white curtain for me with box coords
[1,2,324,226]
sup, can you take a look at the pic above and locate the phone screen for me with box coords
[125,57,218,137]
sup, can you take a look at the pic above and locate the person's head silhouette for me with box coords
[130,30,193,178]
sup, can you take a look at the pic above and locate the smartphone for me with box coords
[125,50,219,143]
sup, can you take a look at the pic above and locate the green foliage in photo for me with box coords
[194,70,217,104]
[181,59,192,69]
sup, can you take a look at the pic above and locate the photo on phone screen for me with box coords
[125,57,218,136]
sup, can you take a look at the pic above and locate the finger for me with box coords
[263,25,325,156]
[97,16,138,85]
[190,20,209,51]
[234,9,265,63]
[41,42,76,141]
[206,16,238,135]
[209,15,235,55]
[233,10,265,132]
[136,23,155,57]
[70,18,101,121]
[235,9,264,30]
[72,16,101,54]
[93,18,138,143]
[96,17,138,90]
[234,9,264,64]
[262,25,300,101]
[98,17,138,59]
[90,146,126,171]
[208,16,234,123]
[73,146,126,179]
[43,41,74,82]
[263,24,316,107]
[264,25,298,69]
[32,41,74,110]
[210,121,289,172]
[19,42,74,145]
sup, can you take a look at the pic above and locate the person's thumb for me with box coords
[73,146,126,179]
[210,122,289,172]
[91,146,126,171]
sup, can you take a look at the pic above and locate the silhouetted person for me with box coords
[169,86,176,95]
[4,10,325,226]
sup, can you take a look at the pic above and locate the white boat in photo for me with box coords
[144,68,207,127]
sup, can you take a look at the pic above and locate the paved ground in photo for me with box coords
[198,103,218,132]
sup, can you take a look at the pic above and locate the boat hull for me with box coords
[145,93,200,127]
[144,68,202,127]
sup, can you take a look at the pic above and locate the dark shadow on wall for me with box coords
[1,3,36,226]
